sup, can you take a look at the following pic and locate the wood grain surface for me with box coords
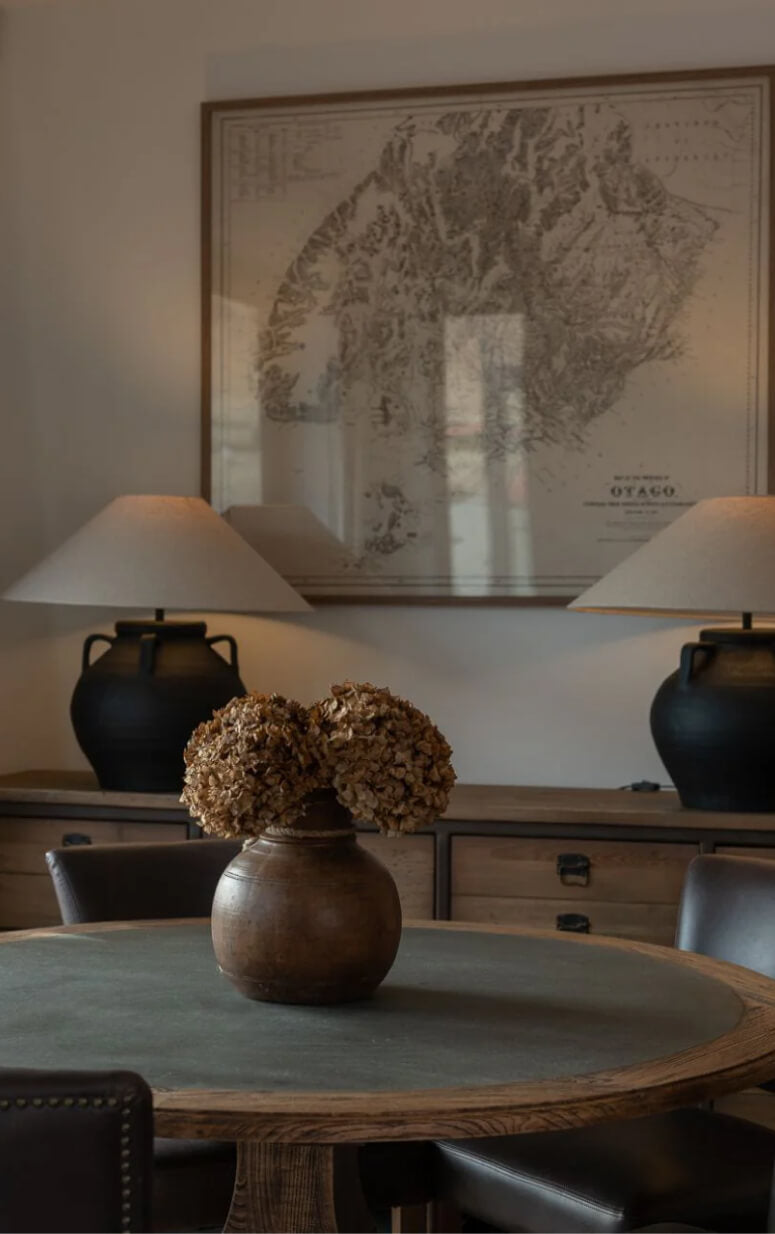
[450,836,699,943]
[223,1143,375,1234]
[357,833,434,917]
[450,894,682,944]
[6,773,775,832]
[451,837,698,901]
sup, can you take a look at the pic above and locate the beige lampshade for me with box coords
[2,495,311,613]
[569,496,775,617]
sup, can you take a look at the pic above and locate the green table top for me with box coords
[0,922,744,1095]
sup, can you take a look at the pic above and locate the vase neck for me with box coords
[265,788,353,839]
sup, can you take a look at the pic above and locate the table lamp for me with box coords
[2,495,311,793]
[569,496,775,812]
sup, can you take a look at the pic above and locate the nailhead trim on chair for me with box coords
[0,1088,140,1231]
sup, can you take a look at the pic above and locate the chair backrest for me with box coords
[45,839,242,924]
[0,1067,153,1233]
[675,853,775,978]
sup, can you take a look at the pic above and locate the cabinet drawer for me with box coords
[0,818,188,876]
[451,837,698,903]
[357,833,434,918]
[450,894,680,946]
[0,873,64,928]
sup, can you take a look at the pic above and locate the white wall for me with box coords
[0,0,772,787]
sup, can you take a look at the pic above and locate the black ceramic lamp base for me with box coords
[650,628,775,812]
[70,619,245,793]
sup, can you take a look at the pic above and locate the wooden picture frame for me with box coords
[202,66,774,603]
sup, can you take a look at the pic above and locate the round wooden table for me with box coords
[3,918,775,1233]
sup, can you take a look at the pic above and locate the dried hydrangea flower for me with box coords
[180,692,327,838]
[308,681,456,834]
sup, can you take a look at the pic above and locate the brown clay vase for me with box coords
[210,788,402,1004]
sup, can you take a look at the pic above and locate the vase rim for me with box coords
[260,788,354,837]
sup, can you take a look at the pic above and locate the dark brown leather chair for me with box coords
[0,1067,153,1233]
[45,838,242,924]
[434,854,775,1233]
[45,839,240,1233]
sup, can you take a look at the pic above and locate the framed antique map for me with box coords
[202,67,773,601]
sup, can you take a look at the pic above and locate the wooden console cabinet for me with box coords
[3,773,775,940]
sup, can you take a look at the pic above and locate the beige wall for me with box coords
[0,0,772,785]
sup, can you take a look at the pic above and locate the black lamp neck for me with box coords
[114,619,207,639]
[155,608,165,622]
[699,611,770,642]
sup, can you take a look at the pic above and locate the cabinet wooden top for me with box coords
[2,771,775,831]
[0,770,182,812]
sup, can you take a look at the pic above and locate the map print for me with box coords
[209,78,769,597]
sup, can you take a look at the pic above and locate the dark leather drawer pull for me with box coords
[62,833,92,846]
[556,912,590,933]
[556,853,590,886]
